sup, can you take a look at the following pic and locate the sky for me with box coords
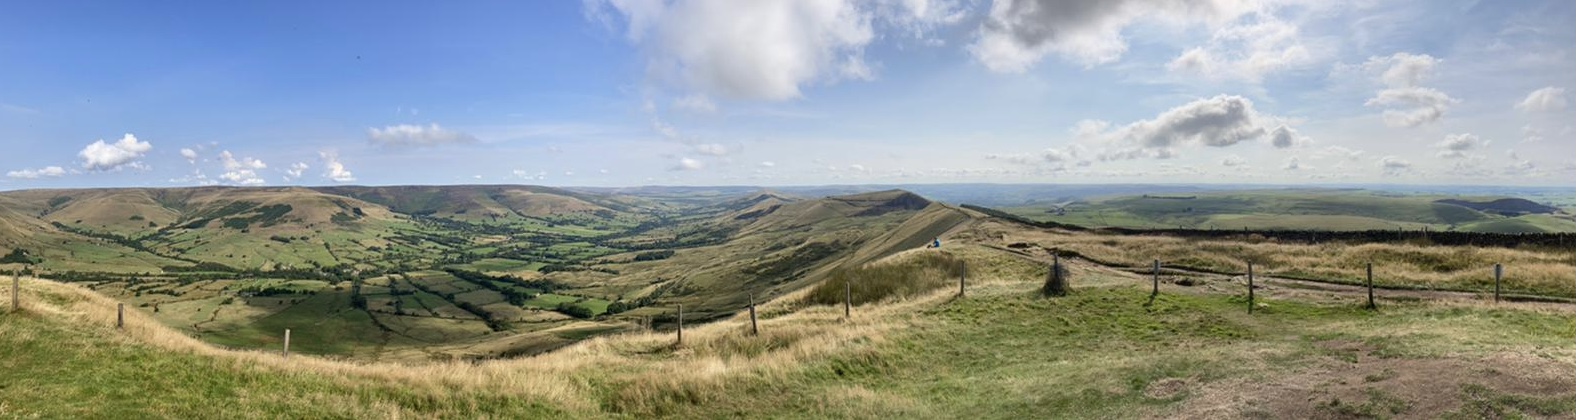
[1,0,1573,189]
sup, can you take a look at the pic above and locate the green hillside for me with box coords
[0,187,962,361]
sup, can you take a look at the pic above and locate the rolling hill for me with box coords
[1004,189,1576,233]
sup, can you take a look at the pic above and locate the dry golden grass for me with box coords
[1001,226,1576,297]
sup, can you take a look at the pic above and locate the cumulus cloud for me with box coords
[670,157,704,171]
[1434,133,1484,159]
[179,148,198,164]
[1515,86,1568,112]
[284,162,309,181]
[79,134,153,171]
[1281,156,1307,170]
[320,152,356,182]
[218,151,268,185]
[1364,87,1458,128]
[367,123,477,147]
[6,166,67,179]
[590,0,880,101]
[1378,156,1411,176]
[1166,15,1313,82]
[1359,53,1457,128]
[1220,155,1245,167]
[759,161,777,168]
[971,0,1261,72]
[1084,95,1300,160]
[1268,124,1306,148]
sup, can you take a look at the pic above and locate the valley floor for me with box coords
[1,244,1573,419]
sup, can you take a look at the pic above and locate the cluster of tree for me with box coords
[1,248,36,264]
[554,302,595,319]
[632,250,675,261]
[443,269,543,306]
[160,261,241,273]
[49,222,151,251]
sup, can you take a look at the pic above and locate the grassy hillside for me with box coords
[1,187,976,361]
[1005,189,1576,233]
[3,240,1572,418]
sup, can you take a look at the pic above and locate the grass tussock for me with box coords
[803,250,966,307]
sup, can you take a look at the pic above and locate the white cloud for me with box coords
[1358,53,1458,128]
[1220,155,1245,167]
[6,166,66,179]
[673,94,718,113]
[1166,15,1314,82]
[320,152,356,183]
[218,151,268,185]
[78,133,153,171]
[1434,133,1484,159]
[1378,156,1411,176]
[693,143,730,156]
[1515,86,1568,112]
[284,162,309,181]
[1315,145,1364,161]
[759,161,777,168]
[591,0,878,101]
[970,0,1261,73]
[512,169,548,180]
[367,123,477,147]
[1364,87,1458,128]
[671,157,704,171]
[1520,125,1544,143]
[1268,124,1306,148]
[1086,95,1297,160]
[1369,52,1438,88]
[1281,156,1308,170]
[179,148,198,164]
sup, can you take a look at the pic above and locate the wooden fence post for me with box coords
[845,280,852,318]
[748,294,758,336]
[117,303,125,329]
[1152,260,1160,297]
[1494,263,1502,303]
[1247,262,1255,314]
[676,304,684,346]
[283,329,291,359]
[1366,263,1376,310]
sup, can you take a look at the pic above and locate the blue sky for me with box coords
[2,0,1572,189]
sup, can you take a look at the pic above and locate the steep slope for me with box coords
[0,187,415,271]
[590,190,972,322]
[312,185,644,220]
